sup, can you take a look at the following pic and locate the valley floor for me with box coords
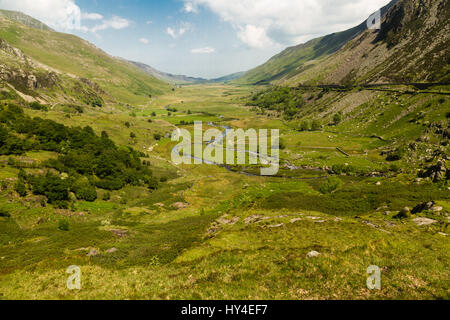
[0,84,449,300]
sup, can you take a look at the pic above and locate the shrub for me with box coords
[58,218,70,231]
[30,173,69,203]
[0,208,11,217]
[299,121,310,131]
[72,180,97,202]
[102,192,111,201]
[53,200,69,209]
[386,147,406,162]
[332,164,356,175]
[153,133,162,141]
[311,120,321,131]
[15,180,27,197]
[333,112,343,125]
[29,102,48,111]
[319,176,343,194]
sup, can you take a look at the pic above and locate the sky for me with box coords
[0,0,392,78]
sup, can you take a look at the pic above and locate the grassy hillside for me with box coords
[0,84,448,300]
[0,10,170,105]
[0,4,448,301]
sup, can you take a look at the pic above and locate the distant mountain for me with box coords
[127,60,207,84]
[129,60,246,85]
[210,71,246,83]
[236,0,399,85]
[0,9,170,106]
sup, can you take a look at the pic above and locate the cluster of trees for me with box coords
[0,103,159,206]
[178,120,194,126]
[16,171,99,208]
[166,107,178,113]
[247,86,305,119]
[298,119,322,132]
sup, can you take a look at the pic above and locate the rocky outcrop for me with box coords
[420,160,448,182]
[0,38,59,91]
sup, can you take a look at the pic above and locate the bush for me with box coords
[102,192,111,201]
[311,120,321,131]
[30,173,69,203]
[333,112,343,125]
[153,133,162,141]
[58,218,70,231]
[279,139,286,150]
[53,200,69,209]
[332,164,356,175]
[0,208,11,217]
[299,121,310,131]
[386,147,406,162]
[15,180,27,197]
[72,180,97,202]
[29,102,48,111]
[319,176,343,194]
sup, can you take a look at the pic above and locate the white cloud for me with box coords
[91,16,130,33]
[81,12,103,21]
[191,46,215,54]
[0,0,130,33]
[0,0,83,30]
[237,25,273,48]
[166,22,192,39]
[183,0,391,48]
[183,2,199,13]
[139,38,150,44]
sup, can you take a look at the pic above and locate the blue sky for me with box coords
[0,0,391,78]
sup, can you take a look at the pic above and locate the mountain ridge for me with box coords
[235,0,400,85]
[128,59,246,85]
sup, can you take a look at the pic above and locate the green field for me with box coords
[0,83,449,300]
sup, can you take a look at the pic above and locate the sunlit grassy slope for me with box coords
[0,10,171,104]
[0,84,449,300]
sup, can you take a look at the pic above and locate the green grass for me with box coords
[0,83,449,300]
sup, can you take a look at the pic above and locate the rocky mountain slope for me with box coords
[237,0,449,85]
[284,0,449,86]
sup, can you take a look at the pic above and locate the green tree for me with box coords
[311,120,321,131]
[319,177,343,194]
[333,112,343,125]
[15,180,27,197]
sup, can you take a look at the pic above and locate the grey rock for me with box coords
[306,251,320,258]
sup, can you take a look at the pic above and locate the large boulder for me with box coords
[420,160,447,182]
[411,201,435,214]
